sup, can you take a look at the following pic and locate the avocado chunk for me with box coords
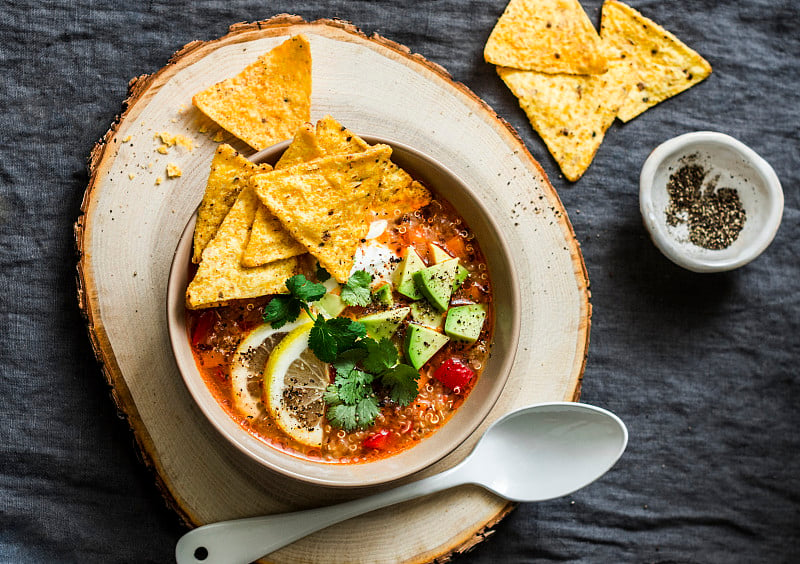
[453,265,469,291]
[410,300,444,330]
[315,292,346,318]
[428,243,452,264]
[372,282,394,307]
[412,258,459,312]
[395,248,425,300]
[405,323,450,370]
[358,307,410,341]
[444,304,487,343]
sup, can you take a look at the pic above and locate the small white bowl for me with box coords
[640,131,783,273]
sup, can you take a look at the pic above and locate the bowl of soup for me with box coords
[167,131,520,486]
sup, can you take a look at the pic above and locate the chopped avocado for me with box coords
[395,247,425,300]
[372,282,394,307]
[410,300,444,330]
[444,304,487,343]
[428,243,452,264]
[412,258,459,312]
[358,307,410,341]
[315,292,345,318]
[405,323,450,370]
[453,264,469,291]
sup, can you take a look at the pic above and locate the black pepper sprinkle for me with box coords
[665,158,747,250]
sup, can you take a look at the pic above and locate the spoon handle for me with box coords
[175,466,466,564]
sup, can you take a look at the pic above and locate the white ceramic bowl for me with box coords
[640,131,783,273]
[167,136,520,487]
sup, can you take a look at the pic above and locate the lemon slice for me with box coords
[230,318,307,420]
[264,323,329,448]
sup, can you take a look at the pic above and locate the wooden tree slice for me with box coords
[75,16,590,563]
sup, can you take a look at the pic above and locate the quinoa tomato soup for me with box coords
[187,193,494,464]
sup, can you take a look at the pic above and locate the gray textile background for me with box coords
[1,0,798,562]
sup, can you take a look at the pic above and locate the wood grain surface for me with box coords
[75,16,590,563]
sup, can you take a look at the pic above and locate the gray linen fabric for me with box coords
[1,0,798,562]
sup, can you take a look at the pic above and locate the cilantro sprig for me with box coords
[263,272,420,430]
[340,270,373,306]
[323,337,420,429]
[262,274,326,329]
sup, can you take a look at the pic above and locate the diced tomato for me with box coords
[191,311,216,347]
[363,429,392,450]
[445,236,466,258]
[433,358,475,392]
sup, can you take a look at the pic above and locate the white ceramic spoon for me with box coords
[175,402,628,564]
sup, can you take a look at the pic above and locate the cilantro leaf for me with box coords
[323,385,342,406]
[309,318,368,363]
[315,262,331,282]
[347,320,367,341]
[333,348,367,378]
[381,363,420,406]
[327,403,358,431]
[356,396,380,427]
[309,316,340,363]
[340,270,373,306]
[285,274,326,303]
[337,369,374,405]
[262,295,301,329]
[361,338,398,374]
[327,394,379,430]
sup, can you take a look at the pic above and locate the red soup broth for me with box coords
[186,195,493,463]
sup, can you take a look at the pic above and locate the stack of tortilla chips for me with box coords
[485,0,712,181]
[186,117,431,309]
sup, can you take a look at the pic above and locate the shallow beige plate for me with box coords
[167,136,521,487]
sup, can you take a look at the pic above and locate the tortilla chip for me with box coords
[315,116,432,218]
[315,115,370,153]
[251,145,393,283]
[498,61,631,181]
[192,35,312,150]
[240,123,319,267]
[240,205,308,267]
[274,122,324,169]
[192,144,272,263]
[601,0,712,122]
[186,185,307,309]
[484,0,608,74]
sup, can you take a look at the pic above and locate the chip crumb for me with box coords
[128,173,136,180]
[155,131,195,151]
[147,162,154,169]
[198,124,209,134]
[157,144,169,154]
[155,176,163,185]
[122,135,132,143]
[166,163,182,178]
[212,131,225,143]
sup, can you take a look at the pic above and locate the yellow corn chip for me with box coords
[315,115,369,153]
[186,185,307,309]
[601,0,712,122]
[240,123,319,268]
[274,122,324,169]
[192,35,312,150]
[251,145,393,283]
[240,205,307,267]
[485,0,608,75]
[243,118,432,268]
[498,62,631,181]
[315,116,432,218]
[192,144,272,263]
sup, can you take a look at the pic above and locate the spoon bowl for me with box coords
[466,403,628,502]
[176,402,627,564]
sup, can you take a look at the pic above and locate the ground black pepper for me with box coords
[665,157,746,250]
